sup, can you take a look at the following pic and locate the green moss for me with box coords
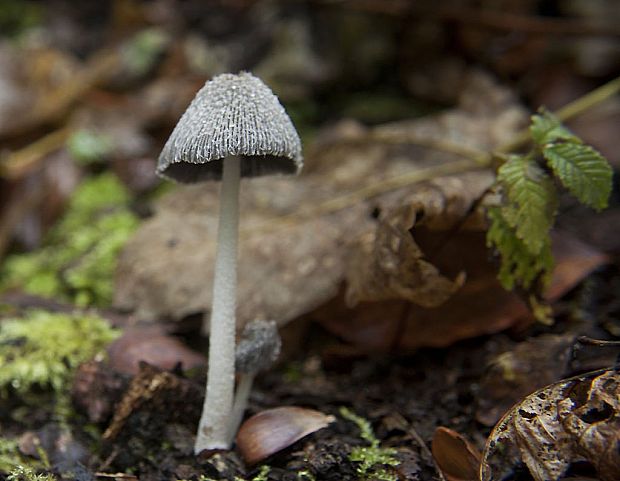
[249,466,270,481]
[0,173,139,307]
[0,0,42,38]
[6,466,56,481]
[0,435,51,476]
[0,438,28,473]
[0,310,119,396]
[339,407,400,481]
[66,130,114,165]
[297,470,316,481]
[121,28,169,76]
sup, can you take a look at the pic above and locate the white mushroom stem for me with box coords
[228,372,256,444]
[195,156,241,453]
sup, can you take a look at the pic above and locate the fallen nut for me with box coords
[236,406,334,465]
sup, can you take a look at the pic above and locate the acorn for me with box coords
[236,406,335,465]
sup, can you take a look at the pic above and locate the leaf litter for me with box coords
[115,72,607,352]
[114,72,521,327]
[481,368,620,481]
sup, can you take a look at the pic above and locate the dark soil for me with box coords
[5,264,618,481]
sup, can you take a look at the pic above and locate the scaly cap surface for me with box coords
[157,72,302,183]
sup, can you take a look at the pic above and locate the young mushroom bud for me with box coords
[230,319,281,441]
[156,72,302,453]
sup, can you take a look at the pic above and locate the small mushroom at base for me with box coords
[156,71,302,453]
[229,319,281,442]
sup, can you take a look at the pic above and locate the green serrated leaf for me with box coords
[530,108,579,145]
[543,142,613,211]
[486,208,554,290]
[497,156,558,254]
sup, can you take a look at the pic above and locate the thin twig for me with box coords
[0,127,72,180]
[497,75,620,154]
[243,74,620,234]
[404,418,447,481]
[310,1,620,37]
[94,473,138,480]
[439,6,620,37]
[242,158,483,235]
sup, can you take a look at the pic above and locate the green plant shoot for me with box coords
[487,108,613,308]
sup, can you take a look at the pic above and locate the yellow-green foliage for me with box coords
[0,0,42,38]
[247,466,270,481]
[66,130,114,165]
[487,109,613,294]
[0,438,29,473]
[0,310,119,395]
[178,465,270,481]
[339,407,399,481]
[297,470,316,481]
[0,173,139,307]
[6,466,56,481]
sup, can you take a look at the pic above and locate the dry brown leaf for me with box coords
[480,368,620,481]
[345,191,466,308]
[114,71,524,331]
[558,370,620,480]
[107,327,206,375]
[432,427,481,481]
[314,230,606,351]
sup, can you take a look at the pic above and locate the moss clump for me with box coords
[6,466,56,481]
[0,438,28,473]
[0,173,139,307]
[0,310,119,395]
[0,0,42,38]
[66,130,114,165]
[339,407,400,481]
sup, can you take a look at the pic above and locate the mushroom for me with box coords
[230,319,281,440]
[156,72,302,453]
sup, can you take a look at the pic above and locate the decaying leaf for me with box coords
[432,427,481,481]
[481,368,620,481]
[114,72,524,330]
[106,327,207,375]
[314,230,606,351]
[345,188,467,308]
[102,363,201,442]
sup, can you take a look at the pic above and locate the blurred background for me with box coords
[0,0,619,307]
[1,3,620,478]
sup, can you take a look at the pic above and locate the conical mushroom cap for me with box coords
[157,72,302,183]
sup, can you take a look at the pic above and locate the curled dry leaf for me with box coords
[313,230,605,351]
[481,368,620,481]
[236,406,335,465]
[432,427,481,481]
[345,199,466,308]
